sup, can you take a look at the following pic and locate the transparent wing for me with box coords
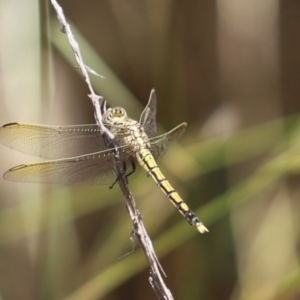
[3,147,136,185]
[139,89,157,138]
[0,123,106,159]
[149,122,187,161]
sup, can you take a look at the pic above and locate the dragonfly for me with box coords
[0,90,208,233]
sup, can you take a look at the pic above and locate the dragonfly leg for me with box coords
[125,158,136,181]
[109,158,136,189]
[109,161,126,189]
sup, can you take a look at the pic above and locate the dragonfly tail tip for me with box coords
[197,223,209,234]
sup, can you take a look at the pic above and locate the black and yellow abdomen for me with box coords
[136,148,208,233]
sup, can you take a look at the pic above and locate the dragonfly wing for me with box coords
[0,123,106,159]
[139,89,157,138]
[3,147,135,186]
[149,122,187,161]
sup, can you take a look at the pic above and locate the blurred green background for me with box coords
[0,1,300,299]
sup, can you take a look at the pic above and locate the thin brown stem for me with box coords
[50,1,174,299]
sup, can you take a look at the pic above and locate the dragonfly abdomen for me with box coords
[137,149,208,233]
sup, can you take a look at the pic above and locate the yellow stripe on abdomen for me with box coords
[137,149,208,233]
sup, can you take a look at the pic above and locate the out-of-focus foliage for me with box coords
[0,1,300,300]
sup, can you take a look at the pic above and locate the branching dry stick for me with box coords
[50,1,174,299]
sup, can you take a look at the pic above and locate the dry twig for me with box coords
[50,1,174,299]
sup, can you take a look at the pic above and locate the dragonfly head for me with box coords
[103,107,127,125]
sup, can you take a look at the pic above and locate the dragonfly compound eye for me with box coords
[111,107,127,118]
[103,107,127,122]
